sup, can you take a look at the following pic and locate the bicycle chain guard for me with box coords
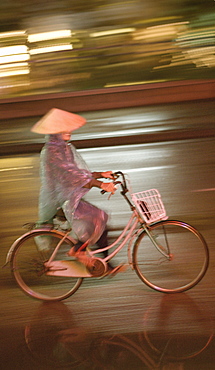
[86,257,108,277]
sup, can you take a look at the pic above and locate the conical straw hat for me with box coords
[31,108,86,134]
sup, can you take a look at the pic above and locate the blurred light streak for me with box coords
[29,44,73,55]
[177,29,215,45]
[0,62,28,70]
[90,28,135,37]
[0,166,33,172]
[0,30,26,39]
[124,166,176,173]
[105,80,167,87]
[0,54,29,64]
[147,21,189,29]
[0,44,29,66]
[191,188,215,192]
[0,177,33,183]
[133,22,189,41]
[0,82,30,89]
[0,62,29,77]
[0,45,28,56]
[79,144,171,158]
[0,69,29,77]
[75,127,170,140]
[185,46,215,68]
[0,39,30,78]
[28,30,72,43]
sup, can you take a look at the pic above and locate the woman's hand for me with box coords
[101,171,114,179]
[101,182,116,194]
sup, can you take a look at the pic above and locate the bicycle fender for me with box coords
[3,229,78,267]
[3,235,26,267]
[3,230,46,266]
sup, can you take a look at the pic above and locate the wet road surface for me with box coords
[0,103,215,369]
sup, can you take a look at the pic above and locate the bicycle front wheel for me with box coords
[133,220,209,293]
[11,229,83,301]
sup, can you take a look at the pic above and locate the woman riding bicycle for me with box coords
[31,108,116,254]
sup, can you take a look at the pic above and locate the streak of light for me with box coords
[79,142,171,153]
[105,80,167,87]
[0,69,29,77]
[0,62,29,70]
[0,177,34,183]
[146,21,189,30]
[0,45,28,56]
[191,188,215,192]
[0,129,25,134]
[0,54,30,64]
[125,166,176,173]
[28,30,72,43]
[29,44,73,55]
[0,30,26,38]
[90,28,135,37]
[76,127,170,140]
[0,82,30,89]
[0,166,33,172]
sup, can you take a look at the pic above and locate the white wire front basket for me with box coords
[131,189,167,224]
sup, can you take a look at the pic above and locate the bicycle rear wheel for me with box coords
[11,229,83,301]
[133,220,209,293]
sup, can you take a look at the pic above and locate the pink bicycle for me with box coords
[5,171,209,301]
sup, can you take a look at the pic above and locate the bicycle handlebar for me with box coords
[114,171,129,194]
[100,171,135,210]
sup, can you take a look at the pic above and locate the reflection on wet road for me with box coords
[23,296,214,369]
[0,108,215,369]
[1,291,214,369]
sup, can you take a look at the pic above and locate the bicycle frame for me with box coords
[43,169,171,272]
[89,211,140,263]
[43,210,142,270]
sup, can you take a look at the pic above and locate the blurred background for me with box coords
[0,0,214,97]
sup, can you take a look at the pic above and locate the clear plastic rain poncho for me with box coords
[38,134,108,245]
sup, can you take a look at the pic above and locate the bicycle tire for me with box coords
[10,229,83,301]
[132,220,209,293]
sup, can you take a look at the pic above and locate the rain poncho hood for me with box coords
[38,134,107,245]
